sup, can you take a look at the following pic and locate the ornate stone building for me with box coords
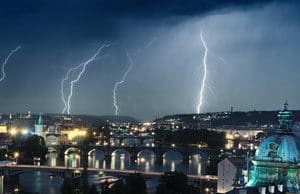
[246,102,300,193]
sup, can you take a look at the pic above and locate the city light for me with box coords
[66,128,87,140]
[14,152,19,158]
[21,129,28,135]
[9,128,17,136]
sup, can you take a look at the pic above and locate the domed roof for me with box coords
[255,134,300,163]
[255,101,300,163]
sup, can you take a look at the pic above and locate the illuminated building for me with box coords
[210,127,263,150]
[45,126,59,146]
[58,128,87,145]
[34,114,44,136]
[54,117,87,145]
[217,157,245,193]
[0,125,7,133]
[246,102,300,193]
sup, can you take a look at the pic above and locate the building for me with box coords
[34,115,44,136]
[218,157,246,193]
[246,102,300,193]
[45,126,59,146]
[0,124,7,133]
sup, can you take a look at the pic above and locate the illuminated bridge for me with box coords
[0,164,217,185]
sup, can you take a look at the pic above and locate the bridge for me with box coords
[0,164,217,185]
[52,144,211,162]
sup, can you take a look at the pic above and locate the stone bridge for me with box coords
[49,145,212,163]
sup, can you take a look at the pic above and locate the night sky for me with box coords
[0,0,299,120]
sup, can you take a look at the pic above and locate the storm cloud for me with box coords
[0,0,299,119]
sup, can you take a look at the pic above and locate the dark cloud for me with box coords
[0,0,299,119]
[0,0,277,19]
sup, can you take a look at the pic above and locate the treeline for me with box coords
[61,172,201,194]
[155,129,225,148]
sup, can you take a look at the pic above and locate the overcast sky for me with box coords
[0,0,299,120]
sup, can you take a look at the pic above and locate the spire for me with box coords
[37,114,43,125]
[277,101,293,133]
[283,100,288,111]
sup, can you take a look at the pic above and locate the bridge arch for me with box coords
[64,147,80,155]
[189,150,208,161]
[111,148,130,157]
[88,149,105,160]
[189,153,202,161]
[163,150,183,161]
[137,150,156,160]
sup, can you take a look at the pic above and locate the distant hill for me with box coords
[155,110,300,127]
[74,115,139,124]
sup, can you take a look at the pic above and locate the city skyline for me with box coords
[0,1,300,119]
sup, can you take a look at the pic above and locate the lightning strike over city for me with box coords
[0,46,21,82]
[113,52,134,115]
[66,44,110,114]
[1,1,300,193]
[197,29,208,114]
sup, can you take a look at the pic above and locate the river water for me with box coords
[3,150,207,193]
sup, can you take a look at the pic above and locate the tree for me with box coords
[125,173,147,194]
[89,184,98,194]
[0,148,8,160]
[108,179,126,194]
[22,135,48,161]
[61,177,74,194]
[156,171,199,194]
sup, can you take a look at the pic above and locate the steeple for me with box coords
[37,114,43,125]
[277,100,293,133]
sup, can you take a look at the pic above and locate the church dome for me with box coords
[255,134,300,163]
[254,101,300,163]
[246,102,300,193]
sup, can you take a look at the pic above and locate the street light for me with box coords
[140,157,145,171]
[14,152,19,165]
[9,128,17,136]
[205,187,210,194]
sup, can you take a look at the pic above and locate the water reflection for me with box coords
[137,150,156,171]
[88,149,105,168]
[65,153,80,168]
[189,158,202,175]
[163,151,183,172]
[47,152,58,167]
[19,171,63,194]
[111,149,130,170]
[0,176,3,194]
[46,148,205,176]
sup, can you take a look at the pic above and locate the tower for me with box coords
[35,114,44,136]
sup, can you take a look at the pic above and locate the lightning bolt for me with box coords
[61,63,84,114]
[113,52,134,115]
[63,44,110,115]
[144,37,157,49]
[197,29,208,114]
[0,46,21,82]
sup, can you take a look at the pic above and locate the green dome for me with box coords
[246,102,300,193]
[255,134,300,163]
